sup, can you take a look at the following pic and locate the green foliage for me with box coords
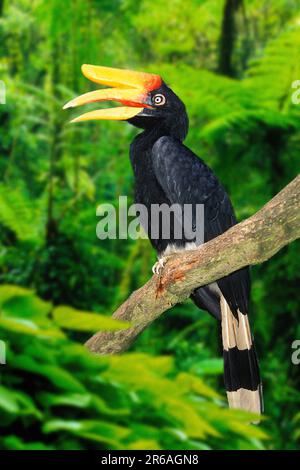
[0,287,267,450]
[0,183,46,243]
[0,0,299,450]
[53,306,131,332]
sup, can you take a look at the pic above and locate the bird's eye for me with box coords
[153,94,166,106]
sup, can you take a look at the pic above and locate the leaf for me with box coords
[0,285,34,306]
[38,392,91,409]
[11,355,86,393]
[13,391,42,419]
[0,382,41,420]
[192,358,223,376]
[0,386,19,414]
[91,395,130,417]
[38,391,129,416]
[226,419,269,440]
[2,436,55,450]
[2,295,52,320]
[57,343,109,371]
[165,398,220,439]
[43,419,130,446]
[53,306,131,332]
[176,372,222,399]
[0,317,65,339]
[0,386,42,419]
[107,354,174,377]
[127,439,161,450]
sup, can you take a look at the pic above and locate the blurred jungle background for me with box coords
[0,0,300,451]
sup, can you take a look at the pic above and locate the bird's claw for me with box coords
[152,258,166,276]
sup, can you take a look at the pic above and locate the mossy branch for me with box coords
[86,175,300,355]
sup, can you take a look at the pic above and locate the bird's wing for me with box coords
[151,136,235,240]
[151,135,250,314]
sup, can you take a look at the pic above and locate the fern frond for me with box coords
[0,184,46,244]
[245,26,300,112]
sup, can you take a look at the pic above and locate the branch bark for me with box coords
[86,175,300,355]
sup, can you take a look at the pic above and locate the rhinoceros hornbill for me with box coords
[64,65,263,415]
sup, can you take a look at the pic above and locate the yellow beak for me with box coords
[63,64,162,123]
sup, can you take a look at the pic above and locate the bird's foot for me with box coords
[152,257,166,276]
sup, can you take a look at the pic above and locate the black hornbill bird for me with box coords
[64,65,263,415]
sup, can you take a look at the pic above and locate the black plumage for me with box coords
[129,84,250,320]
[129,81,262,414]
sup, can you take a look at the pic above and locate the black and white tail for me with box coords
[220,295,263,416]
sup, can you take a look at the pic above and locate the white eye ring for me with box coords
[153,94,166,106]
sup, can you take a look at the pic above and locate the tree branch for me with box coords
[86,175,300,355]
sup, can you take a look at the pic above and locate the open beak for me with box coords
[63,64,162,123]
